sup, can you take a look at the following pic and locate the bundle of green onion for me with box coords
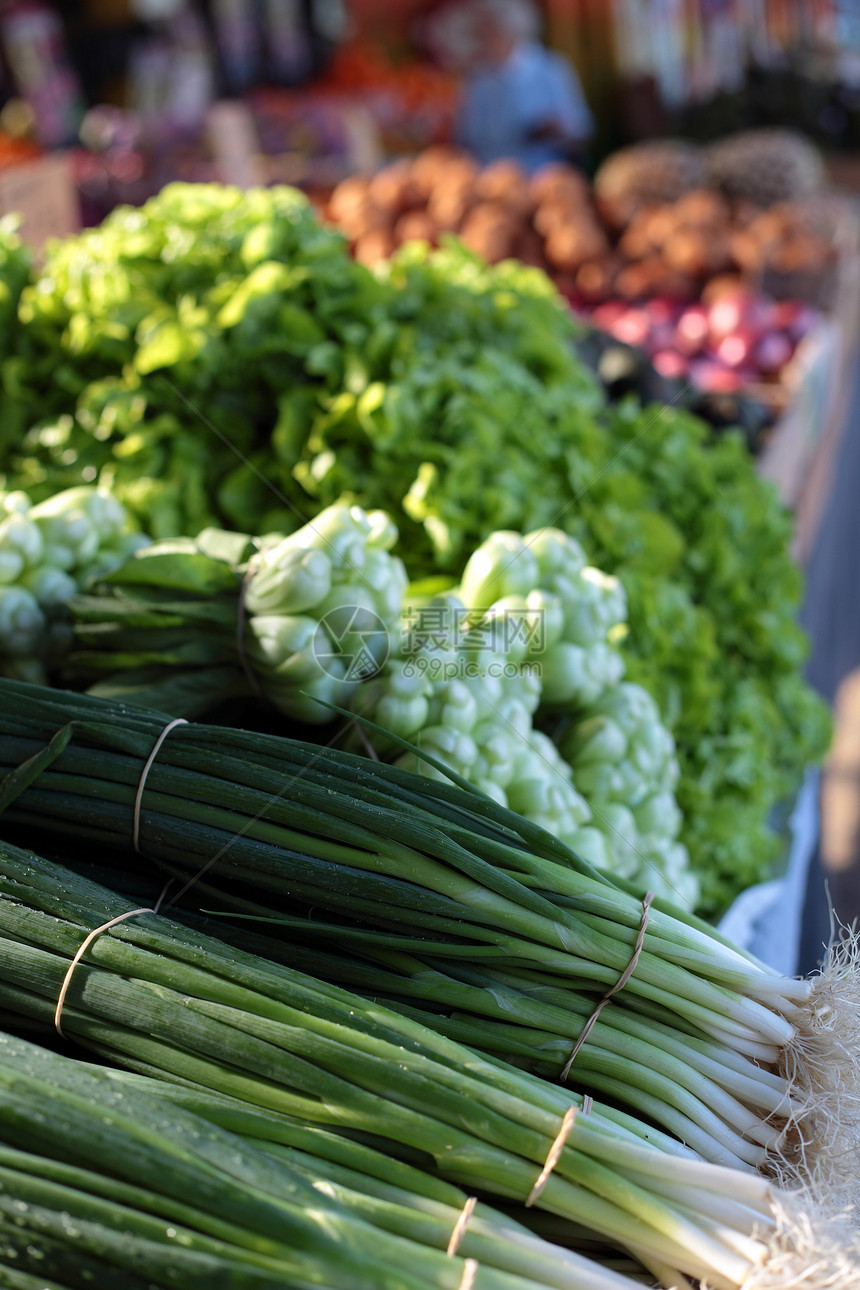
[108,1067,650,1287]
[166,901,795,1169]
[47,854,797,1176]
[0,1032,650,1290]
[0,846,856,1290]
[0,678,854,1198]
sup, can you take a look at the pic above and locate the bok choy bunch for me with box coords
[69,502,407,723]
[366,527,692,902]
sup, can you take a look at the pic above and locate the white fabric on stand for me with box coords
[718,768,820,976]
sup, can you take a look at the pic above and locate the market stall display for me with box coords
[0,0,854,1281]
[313,40,459,154]
[0,126,851,1285]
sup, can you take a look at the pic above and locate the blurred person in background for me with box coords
[456,0,593,173]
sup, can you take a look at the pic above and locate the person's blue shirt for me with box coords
[457,40,593,174]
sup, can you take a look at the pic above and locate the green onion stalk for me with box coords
[0,1031,651,1290]
[0,680,854,1198]
[0,846,856,1290]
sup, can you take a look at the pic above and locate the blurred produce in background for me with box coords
[322,129,845,430]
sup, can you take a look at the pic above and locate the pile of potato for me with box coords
[326,146,607,274]
[605,191,836,301]
[729,202,838,277]
[324,145,837,308]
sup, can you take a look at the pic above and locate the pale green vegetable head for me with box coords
[21,565,78,609]
[458,531,539,610]
[0,585,46,655]
[246,544,333,616]
[524,528,586,580]
[0,514,43,568]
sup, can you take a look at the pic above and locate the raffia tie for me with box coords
[526,1094,593,1208]
[55,881,172,1038]
[560,891,655,1081]
[457,1259,479,1290]
[132,717,188,854]
[447,1196,477,1257]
